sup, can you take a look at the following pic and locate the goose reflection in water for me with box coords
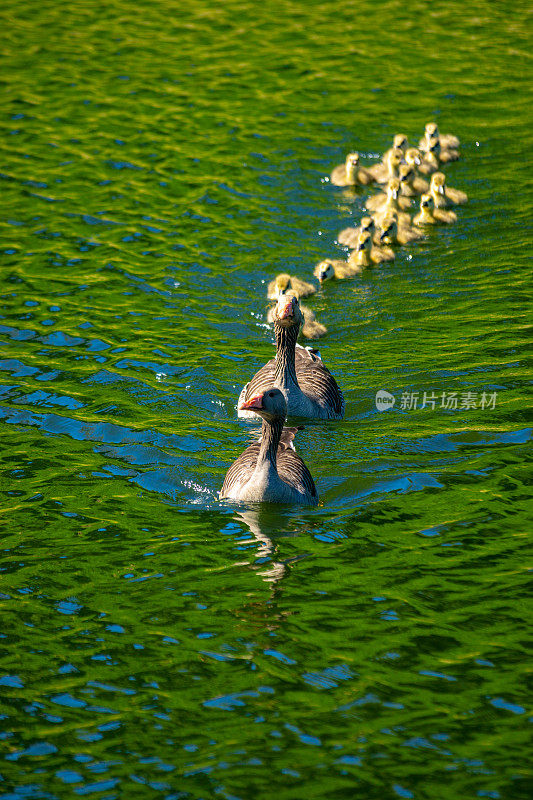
[231,507,310,586]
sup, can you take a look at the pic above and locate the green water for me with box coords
[1,0,531,797]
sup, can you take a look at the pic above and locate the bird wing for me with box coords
[220,441,260,497]
[241,349,344,418]
[277,446,318,499]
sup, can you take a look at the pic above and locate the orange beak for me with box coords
[238,394,263,411]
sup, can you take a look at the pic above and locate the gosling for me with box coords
[267,273,316,300]
[348,231,395,268]
[378,215,424,246]
[413,193,457,226]
[330,152,374,187]
[368,147,404,184]
[337,215,380,249]
[429,172,468,208]
[314,258,363,283]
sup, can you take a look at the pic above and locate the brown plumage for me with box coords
[220,388,318,506]
[239,293,344,420]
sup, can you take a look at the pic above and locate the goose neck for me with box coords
[256,416,284,470]
[274,322,299,389]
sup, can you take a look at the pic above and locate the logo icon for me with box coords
[375,390,396,412]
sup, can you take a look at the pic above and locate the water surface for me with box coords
[1,1,531,798]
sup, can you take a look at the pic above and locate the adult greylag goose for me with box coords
[378,215,424,246]
[347,231,395,268]
[413,193,457,226]
[368,147,403,184]
[419,122,460,155]
[429,172,468,208]
[239,293,344,420]
[314,258,362,282]
[398,163,429,197]
[330,152,374,187]
[267,272,316,300]
[221,388,318,506]
[266,291,327,339]
[337,216,380,249]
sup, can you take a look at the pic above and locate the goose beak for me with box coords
[239,394,263,411]
[277,295,295,319]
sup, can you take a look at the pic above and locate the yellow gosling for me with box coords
[267,273,316,300]
[424,136,459,167]
[383,133,409,162]
[368,179,413,228]
[413,193,457,226]
[405,146,435,176]
[367,177,412,213]
[313,258,362,283]
[330,152,374,187]
[378,215,424,245]
[399,163,429,197]
[368,147,404,184]
[337,215,379,248]
[419,122,460,153]
[430,172,468,208]
[300,306,328,339]
[348,231,395,268]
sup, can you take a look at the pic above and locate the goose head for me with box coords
[430,171,446,195]
[393,133,409,151]
[405,147,422,167]
[424,122,439,140]
[238,387,287,423]
[379,216,398,245]
[273,273,291,297]
[345,151,360,169]
[360,216,376,236]
[345,151,360,182]
[272,290,304,328]
[314,259,335,283]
